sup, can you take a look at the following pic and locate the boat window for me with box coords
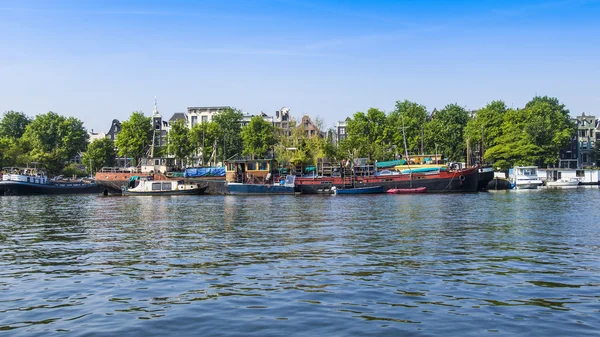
[27,177,30,182]
[228,163,236,171]
[152,182,162,191]
[177,180,184,185]
[247,162,257,170]
[162,182,172,191]
[259,161,268,171]
[576,170,585,177]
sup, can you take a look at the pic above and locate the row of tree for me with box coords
[341,96,577,170]
[0,96,585,176]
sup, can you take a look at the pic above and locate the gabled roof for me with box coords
[169,112,187,122]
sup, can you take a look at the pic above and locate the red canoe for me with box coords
[387,187,427,194]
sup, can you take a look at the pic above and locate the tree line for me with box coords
[0,96,583,176]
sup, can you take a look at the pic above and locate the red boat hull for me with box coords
[295,167,480,194]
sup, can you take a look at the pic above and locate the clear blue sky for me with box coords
[1,0,599,132]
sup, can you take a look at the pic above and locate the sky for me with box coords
[1,0,599,132]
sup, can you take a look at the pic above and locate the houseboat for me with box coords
[122,176,207,195]
[509,166,543,189]
[295,164,482,194]
[1,167,101,196]
[225,158,296,195]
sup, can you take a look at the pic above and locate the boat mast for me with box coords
[481,125,485,166]
[401,115,412,188]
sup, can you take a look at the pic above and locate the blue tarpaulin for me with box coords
[184,167,226,178]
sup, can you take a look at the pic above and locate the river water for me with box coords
[1,189,600,336]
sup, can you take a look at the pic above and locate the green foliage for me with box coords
[424,104,469,162]
[0,111,31,139]
[346,108,391,162]
[213,108,243,161]
[190,121,221,165]
[167,120,194,165]
[387,100,428,154]
[241,116,277,158]
[464,100,507,151]
[22,112,88,174]
[82,138,117,174]
[485,96,575,169]
[115,111,153,165]
[61,162,86,177]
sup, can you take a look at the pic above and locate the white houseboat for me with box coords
[122,177,207,195]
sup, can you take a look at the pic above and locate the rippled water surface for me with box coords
[1,189,600,336]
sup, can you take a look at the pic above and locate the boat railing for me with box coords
[98,167,142,174]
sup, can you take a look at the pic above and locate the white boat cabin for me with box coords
[127,179,200,192]
[510,166,543,189]
[2,168,48,185]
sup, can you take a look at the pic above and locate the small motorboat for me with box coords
[545,178,580,188]
[386,187,427,194]
[333,186,384,195]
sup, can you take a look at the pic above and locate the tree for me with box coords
[115,111,153,166]
[0,111,31,139]
[464,101,507,149]
[167,119,193,166]
[213,108,243,161]
[464,100,507,164]
[387,100,428,155]
[22,112,88,174]
[61,162,86,177]
[82,138,117,174]
[346,108,389,162]
[485,96,575,169]
[190,121,221,165]
[424,104,469,162]
[241,116,277,158]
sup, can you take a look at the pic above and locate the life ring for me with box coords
[459,175,465,182]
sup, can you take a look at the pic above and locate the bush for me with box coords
[61,163,86,178]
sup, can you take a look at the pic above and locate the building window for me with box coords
[583,154,588,163]
[201,116,208,123]
[191,116,198,127]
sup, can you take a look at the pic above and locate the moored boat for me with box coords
[1,167,101,196]
[510,166,543,189]
[545,178,580,188]
[333,185,384,195]
[121,177,207,195]
[387,187,427,194]
[295,166,480,194]
[225,158,297,195]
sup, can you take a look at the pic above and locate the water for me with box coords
[1,189,600,336]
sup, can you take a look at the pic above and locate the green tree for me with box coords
[387,100,428,155]
[485,96,575,169]
[0,111,31,139]
[82,138,117,174]
[464,101,507,149]
[241,116,277,158]
[424,104,469,162]
[115,111,153,166]
[213,108,243,161]
[167,119,193,166]
[22,112,88,174]
[61,162,86,177]
[190,121,221,165]
[346,108,389,162]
